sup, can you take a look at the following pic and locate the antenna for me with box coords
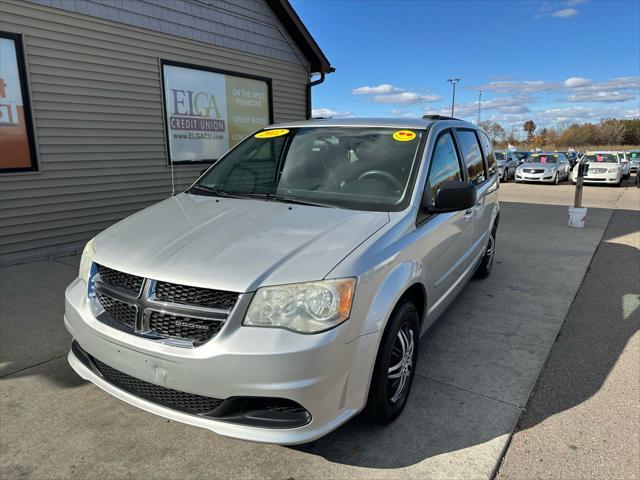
[170,159,176,196]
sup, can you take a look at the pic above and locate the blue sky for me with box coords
[292,0,640,131]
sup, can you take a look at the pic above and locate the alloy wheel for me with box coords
[387,323,415,404]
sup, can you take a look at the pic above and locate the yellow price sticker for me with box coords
[393,130,416,142]
[255,129,290,139]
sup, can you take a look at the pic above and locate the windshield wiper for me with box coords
[233,192,335,208]
[268,194,335,208]
[190,187,335,208]
[188,185,246,199]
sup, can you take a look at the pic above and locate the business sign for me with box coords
[162,61,272,164]
[0,33,37,172]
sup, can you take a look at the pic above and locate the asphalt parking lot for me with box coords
[1,177,638,479]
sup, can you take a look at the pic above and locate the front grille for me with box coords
[92,357,224,415]
[97,293,137,327]
[524,168,545,174]
[97,264,143,295]
[155,281,238,310]
[91,264,240,346]
[147,310,223,344]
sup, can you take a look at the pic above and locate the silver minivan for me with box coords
[65,117,500,444]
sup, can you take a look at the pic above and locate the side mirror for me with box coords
[423,181,477,214]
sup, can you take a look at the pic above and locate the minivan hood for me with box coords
[92,193,389,293]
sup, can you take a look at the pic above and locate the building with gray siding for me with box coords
[0,0,332,265]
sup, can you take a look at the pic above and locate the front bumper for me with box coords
[65,278,379,444]
[580,173,621,184]
[515,170,557,183]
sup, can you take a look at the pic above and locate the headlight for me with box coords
[79,238,95,283]
[607,168,619,173]
[244,278,356,333]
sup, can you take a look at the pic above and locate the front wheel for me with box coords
[363,300,420,424]
[553,172,559,185]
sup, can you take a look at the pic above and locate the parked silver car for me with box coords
[628,150,640,173]
[515,152,571,184]
[495,150,520,182]
[617,152,631,179]
[65,117,500,444]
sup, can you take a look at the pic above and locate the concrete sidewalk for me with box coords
[0,200,613,479]
[496,209,640,480]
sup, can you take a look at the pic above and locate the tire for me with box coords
[502,170,508,183]
[363,300,420,425]
[553,172,559,185]
[474,224,496,279]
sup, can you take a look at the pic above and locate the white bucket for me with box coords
[568,207,587,228]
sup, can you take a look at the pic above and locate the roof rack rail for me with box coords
[422,114,460,121]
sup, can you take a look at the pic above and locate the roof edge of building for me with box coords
[265,0,334,74]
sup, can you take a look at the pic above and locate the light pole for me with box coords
[447,78,460,117]
[477,90,482,124]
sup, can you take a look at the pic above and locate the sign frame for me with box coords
[160,59,274,166]
[0,31,38,174]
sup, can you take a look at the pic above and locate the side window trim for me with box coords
[416,128,465,226]
[425,128,467,189]
[453,128,489,185]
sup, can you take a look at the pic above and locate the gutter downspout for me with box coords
[306,71,331,119]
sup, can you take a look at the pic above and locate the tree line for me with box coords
[479,118,640,150]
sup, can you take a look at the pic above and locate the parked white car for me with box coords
[571,151,624,186]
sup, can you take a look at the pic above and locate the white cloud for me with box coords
[373,92,442,104]
[352,84,401,95]
[470,80,558,94]
[552,8,578,17]
[311,108,353,118]
[536,0,586,18]
[352,83,442,105]
[487,105,639,128]
[568,91,636,103]
[564,77,592,88]
[562,76,639,103]
[390,108,420,118]
[499,105,531,114]
[423,94,532,119]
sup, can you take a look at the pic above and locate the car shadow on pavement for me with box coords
[292,206,639,469]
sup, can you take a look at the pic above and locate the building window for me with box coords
[161,60,273,165]
[0,32,38,173]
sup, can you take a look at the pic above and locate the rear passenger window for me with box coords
[427,132,463,201]
[479,132,497,176]
[457,130,486,184]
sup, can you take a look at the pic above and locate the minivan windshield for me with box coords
[528,154,558,164]
[582,153,619,164]
[191,127,424,211]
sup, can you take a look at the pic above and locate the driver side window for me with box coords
[427,132,463,203]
